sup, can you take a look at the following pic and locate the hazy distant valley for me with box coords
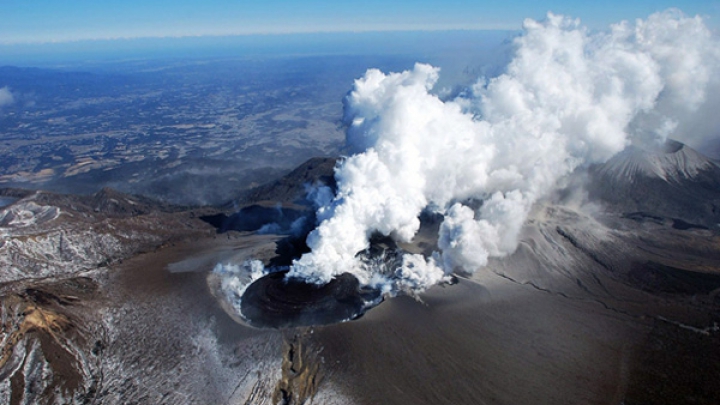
[0,57,410,205]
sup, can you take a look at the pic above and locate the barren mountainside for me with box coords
[1,141,720,405]
[589,140,720,227]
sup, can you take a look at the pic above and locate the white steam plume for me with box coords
[279,10,719,291]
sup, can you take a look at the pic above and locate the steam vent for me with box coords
[240,271,381,328]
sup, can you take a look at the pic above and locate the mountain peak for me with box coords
[588,139,720,227]
[596,140,717,183]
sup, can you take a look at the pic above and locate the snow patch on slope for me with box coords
[0,202,61,228]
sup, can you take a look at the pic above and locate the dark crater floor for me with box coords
[240,271,382,329]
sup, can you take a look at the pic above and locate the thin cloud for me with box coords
[0,87,14,107]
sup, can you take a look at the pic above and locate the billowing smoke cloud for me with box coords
[0,87,14,107]
[216,10,718,302]
[281,10,719,292]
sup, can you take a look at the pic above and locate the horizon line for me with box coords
[0,26,520,47]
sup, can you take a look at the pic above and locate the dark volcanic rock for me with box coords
[240,271,380,329]
[201,204,306,234]
[237,157,337,205]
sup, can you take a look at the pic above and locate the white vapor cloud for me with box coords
[283,9,720,292]
[214,260,268,310]
[0,87,14,107]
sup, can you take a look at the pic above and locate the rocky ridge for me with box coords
[0,188,214,284]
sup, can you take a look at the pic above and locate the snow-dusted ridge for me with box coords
[0,201,61,228]
[0,187,215,284]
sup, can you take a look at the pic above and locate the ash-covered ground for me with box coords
[1,139,720,404]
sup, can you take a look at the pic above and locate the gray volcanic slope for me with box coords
[232,141,720,405]
[1,141,720,405]
[309,201,720,405]
[589,139,720,226]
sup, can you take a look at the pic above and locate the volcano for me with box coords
[3,141,720,404]
[217,140,720,332]
[200,140,720,404]
[590,139,720,226]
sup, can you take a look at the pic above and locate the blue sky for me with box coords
[1,0,718,44]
